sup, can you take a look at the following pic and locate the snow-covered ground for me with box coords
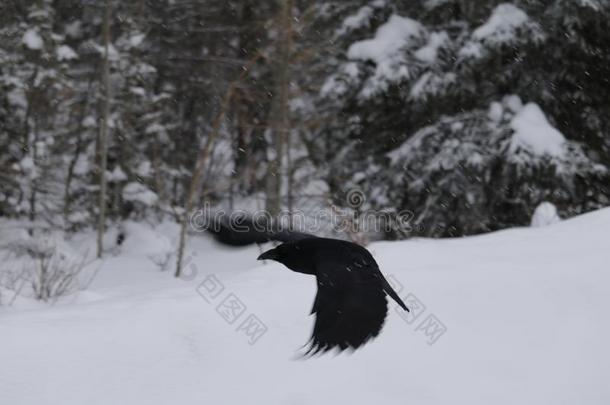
[2,209,610,405]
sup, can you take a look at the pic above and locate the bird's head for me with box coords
[257,242,314,275]
[257,246,281,262]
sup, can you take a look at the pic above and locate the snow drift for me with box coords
[2,208,610,404]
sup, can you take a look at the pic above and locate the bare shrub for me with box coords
[148,250,173,272]
[29,251,86,302]
[2,236,88,303]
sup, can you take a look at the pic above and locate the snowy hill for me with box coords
[2,208,610,405]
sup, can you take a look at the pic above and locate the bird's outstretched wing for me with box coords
[304,247,392,356]
[305,275,388,356]
[302,241,409,356]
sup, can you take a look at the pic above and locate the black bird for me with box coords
[258,237,409,356]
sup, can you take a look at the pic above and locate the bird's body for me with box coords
[258,237,408,356]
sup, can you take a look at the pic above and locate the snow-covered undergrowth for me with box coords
[2,209,610,404]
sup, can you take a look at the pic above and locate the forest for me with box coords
[2,0,608,242]
[2,1,610,404]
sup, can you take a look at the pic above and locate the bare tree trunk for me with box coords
[29,117,39,229]
[283,1,295,224]
[97,0,111,258]
[174,53,262,278]
[286,127,294,225]
[152,139,164,207]
[266,0,293,219]
[64,80,92,230]
[24,69,36,235]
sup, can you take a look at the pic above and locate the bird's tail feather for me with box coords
[381,277,409,311]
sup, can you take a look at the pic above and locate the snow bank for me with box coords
[2,208,610,404]
[120,221,172,257]
[531,201,561,227]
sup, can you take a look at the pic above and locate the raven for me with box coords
[258,237,409,356]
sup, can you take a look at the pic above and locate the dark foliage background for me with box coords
[1,0,608,239]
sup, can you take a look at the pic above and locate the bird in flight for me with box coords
[258,237,409,356]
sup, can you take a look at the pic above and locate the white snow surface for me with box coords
[510,102,566,157]
[531,202,561,227]
[2,208,610,404]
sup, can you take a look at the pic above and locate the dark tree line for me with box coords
[0,0,608,247]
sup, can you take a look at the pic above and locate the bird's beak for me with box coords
[257,248,279,261]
